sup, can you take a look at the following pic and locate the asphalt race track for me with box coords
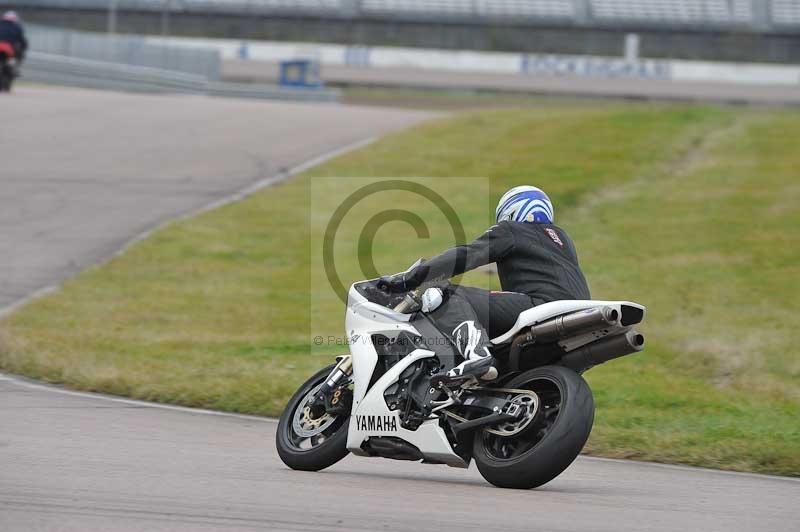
[1,87,799,532]
[1,375,798,532]
[0,86,433,313]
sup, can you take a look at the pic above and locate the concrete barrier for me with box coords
[149,36,800,87]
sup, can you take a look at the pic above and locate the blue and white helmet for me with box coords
[495,185,554,224]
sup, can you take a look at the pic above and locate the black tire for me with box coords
[0,62,10,92]
[473,365,594,489]
[275,364,350,471]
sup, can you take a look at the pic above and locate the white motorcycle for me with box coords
[277,261,646,489]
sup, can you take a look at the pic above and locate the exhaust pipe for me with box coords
[508,306,621,369]
[559,330,645,373]
[528,306,620,342]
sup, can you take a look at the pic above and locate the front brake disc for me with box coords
[292,385,337,438]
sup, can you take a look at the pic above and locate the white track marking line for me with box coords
[105,135,378,264]
[579,455,800,483]
[0,135,377,320]
[0,285,60,320]
[0,372,277,422]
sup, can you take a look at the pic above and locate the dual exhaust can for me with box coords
[509,306,621,368]
[559,330,645,373]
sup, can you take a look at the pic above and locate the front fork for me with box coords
[308,355,353,418]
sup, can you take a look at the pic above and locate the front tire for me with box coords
[276,364,350,471]
[0,63,12,93]
[473,365,594,489]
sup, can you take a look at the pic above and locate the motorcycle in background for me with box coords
[0,42,18,92]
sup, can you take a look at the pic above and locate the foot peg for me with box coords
[480,366,498,381]
[431,359,497,388]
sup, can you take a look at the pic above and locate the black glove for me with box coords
[377,262,428,293]
[377,271,415,293]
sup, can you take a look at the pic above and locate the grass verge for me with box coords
[2,102,798,475]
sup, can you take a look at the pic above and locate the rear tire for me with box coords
[275,364,350,471]
[473,365,594,489]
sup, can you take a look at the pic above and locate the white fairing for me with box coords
[491,300,646,345]
[344,283,468,468]
[343,283,645,468]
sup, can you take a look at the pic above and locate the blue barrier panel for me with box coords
[279,59,322,88]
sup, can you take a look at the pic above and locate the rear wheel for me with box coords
[473,365,594,489]
[275,364,350,471]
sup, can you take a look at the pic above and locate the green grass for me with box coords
[2,102,798,475]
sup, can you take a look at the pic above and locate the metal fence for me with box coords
[590,0,754,25]
[772,0,800,26]
[24,51,210,92]
[27,24,222,79]
[23,50,341,100]
[20,25,339,100]
[13,0,800,29]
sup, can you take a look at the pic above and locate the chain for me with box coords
[440,387,538,436]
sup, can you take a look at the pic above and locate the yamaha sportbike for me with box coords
[277,261,646,488]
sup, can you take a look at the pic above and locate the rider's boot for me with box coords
[432,320,497,387]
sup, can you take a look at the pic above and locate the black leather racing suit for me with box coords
[0,19,27,61]
[405,221,591,354]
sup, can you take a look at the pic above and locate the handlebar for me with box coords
[372,278,417,313]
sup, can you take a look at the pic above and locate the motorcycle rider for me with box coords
[0,11,27,63]
[379,186,590,383]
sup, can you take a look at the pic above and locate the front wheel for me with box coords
[275,364,350,471]
[473,365,594,489]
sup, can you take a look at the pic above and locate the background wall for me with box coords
[10,5,800,64]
